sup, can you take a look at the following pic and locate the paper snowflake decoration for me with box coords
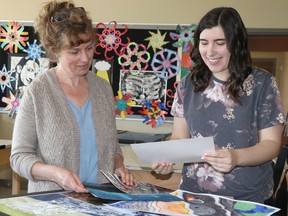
[23,39,45,61]
[118,42,150,74]
[151,48,181,80]
[0,21,29,53]
[1,90,21,117]
[95,21,130,60]
[145,29,169,53]
[139,99,168,128]
[170,24,197,53]
[115,91,136,119]
[0,65,16,93]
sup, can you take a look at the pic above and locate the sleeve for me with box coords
[257,75,285,130]
[170,77,186,118]
[10,86,43,180]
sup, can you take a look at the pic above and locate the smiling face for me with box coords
[199,25,231,81]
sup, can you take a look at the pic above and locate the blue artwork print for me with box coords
[108,189,280,215]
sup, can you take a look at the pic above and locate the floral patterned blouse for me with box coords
[171,67,285,202]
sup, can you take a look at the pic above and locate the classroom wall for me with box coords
[2,0,288,28]
[1,0,288,138]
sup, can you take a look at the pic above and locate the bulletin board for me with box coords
[0,21,52,114]
[0,20,195,127]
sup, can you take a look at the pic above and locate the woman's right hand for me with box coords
[31,162,88,193]
[52,166,88,193]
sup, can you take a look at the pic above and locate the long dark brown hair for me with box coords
[191,7,252,104]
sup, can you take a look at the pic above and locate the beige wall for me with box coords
[1,0,288,139]
[1,0,288,28]
[0,115,14,140]
[251,52,288,115]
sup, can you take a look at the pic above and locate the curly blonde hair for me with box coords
[34,0,96,59]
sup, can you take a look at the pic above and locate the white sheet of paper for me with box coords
[130,137,215,164]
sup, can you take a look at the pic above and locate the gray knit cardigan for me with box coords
[10,69,122,193]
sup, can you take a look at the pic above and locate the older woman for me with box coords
[10,0,135,193]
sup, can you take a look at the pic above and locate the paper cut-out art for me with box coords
[1,90,21,117]
[145,29,169,53]
[115,90,136,119]
[118,42,150,74]
[95,21,130,60]
[170,24,196,53]
[94,60,111,83]
[23,39,45,61]
[0,21,29,53]
[151,48,181,80]
[0,65,16,93]
[139,99,168,128]
[166,81,178,108]
[170,24,197,79]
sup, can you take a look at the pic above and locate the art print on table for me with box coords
[0,191,140,216]
[110,189,280,216]
[86,170,179,201]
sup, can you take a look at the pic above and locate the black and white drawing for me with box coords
[8,54,50,91]
[119,70,167,106]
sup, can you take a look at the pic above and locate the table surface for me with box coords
[117,131,170,144]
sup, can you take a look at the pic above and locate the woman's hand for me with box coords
[114,167,137,186]
[151,162,174,175]
[52,167,89,193]
[202,149,237,173]
[31,162,88,193]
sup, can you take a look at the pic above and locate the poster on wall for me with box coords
[94,22,187,123]
[119,70,167,106]
[8,53,50,91]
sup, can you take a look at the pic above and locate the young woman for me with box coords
[152,7,285,203]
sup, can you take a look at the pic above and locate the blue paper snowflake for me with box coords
[23,39,45,61]
[0,65,16,93]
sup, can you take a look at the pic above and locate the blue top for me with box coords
[67,97,98,184]
[171,67,285,202]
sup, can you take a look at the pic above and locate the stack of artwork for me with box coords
[0,171,280,216]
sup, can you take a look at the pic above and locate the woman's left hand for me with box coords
[202,149,237,173]
[114,167,137,186]
[151,162,174,175]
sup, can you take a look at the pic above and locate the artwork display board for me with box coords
[94,23,185,122]
[0,21,194,125]
[0,22,52,110]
